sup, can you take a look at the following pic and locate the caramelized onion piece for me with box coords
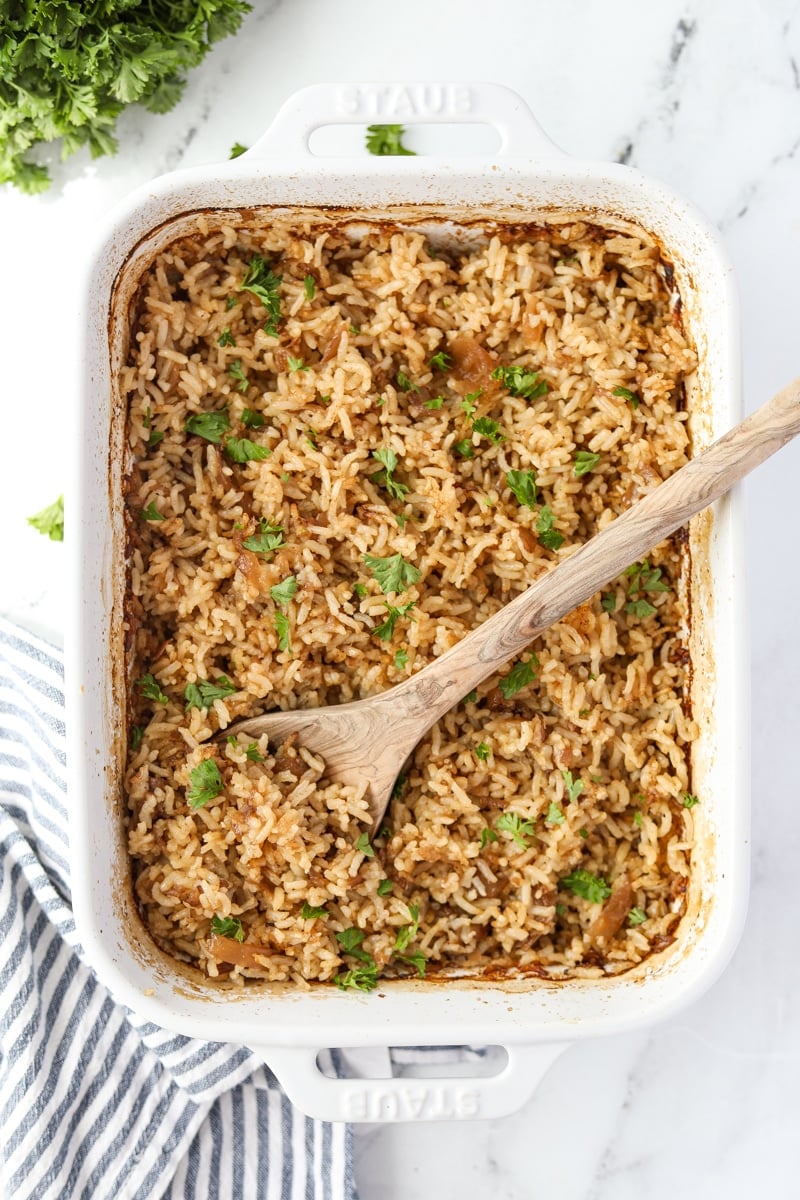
[208,933,272,967]
[448,335,499,394]
[588,879,633,945]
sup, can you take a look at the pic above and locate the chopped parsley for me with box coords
[303,275,316,300]
[355,832,375,858]
[242,518,284,557]
[390,773,408,801]
[217,327,235,347]
[463,690,478,704]
[454,438,474,459]
[394,904,420,952]
[626,598,657,618]
[225,437,271,463]
[225,295,238,311]
[228,359,249,393]
[352,582,367,598]
[140,501,165,522]
[428,351,451,371]
[245,743,263,762]
[560,869,612,903]
[480,828,499,849]
[365,124,415,156]
[187,758,223,810]
[371,447,409,502]
[682,793,700,809]
[613,385,641,409]
[495,812,535,849]
[460,390,481,419]
[287,354,308,373]
[396,370,419,393]
[241,408,265,429]
[362,552,422,595]
[491,364,548,400]
[424,395,445,410]
[137,673,168,705]
[130,726,144,751]
[301,903,328,920]
[239,256,282,337]
[536,506,564,550]
[336,927,368,954]
[561,769,585,804]
[210,914,244,941]
[546,802,565,826]
[601,593,618,612]
[396,950,427,977]
[634,809,644,828]
[394,648,409,670]
[148,428,164,449]
[506,469,537,509]
[628,907,647,926]
[229,143,248,160]
[623,559,669,620]
[336,966,379,991]
[472,417,504,444]
[374,601,415,641]
[184,676,236,710]
[474,742,490,761]
[274,611,291,653]
[573,450,600,477]
[377,879,393,897]
[270,576,298,608]
[498,655,538,699]
[184,409,230,444]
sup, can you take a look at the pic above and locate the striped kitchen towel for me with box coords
[0,617,356,1200]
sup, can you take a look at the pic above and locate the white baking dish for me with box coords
[68,83,747,1123]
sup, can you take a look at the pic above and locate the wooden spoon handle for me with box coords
[391,377,800,726]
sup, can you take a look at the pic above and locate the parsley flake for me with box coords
[573,450,600,477]
[561,769,585,804]
[560,870,612,903]
[394,648,409,670]
[274,611,291,653]
[613,385,641,409]
[474,742,490,761]
[682,793,700,809]
[241,408,265,429]
[137,673,168,705]
[184,676,236,710]
[287,355,308,373]
[210,914,244,941]
[428,351,452,371]
[270,576,298,608]
[506,469,538,509]
[454,439,474,459]
[536,505,564,550]
[228,360,249,393]
[355,833,375,859]
[187,759,223,810]
[229,143,248,160]
[473,416,504,444]
[491,364,548,400]
[374,601,415,641]
[480,828,499,849]
[424,396,445,410]
[498,656,539,699]
[371,447,409,502]
[140,501,165,522]
[242,518,284,557]
[301,903,328,920]
[184,410,230,444]
[362,552,422,595]
[546,802,565,826]
[460,391,480,419]
[365,124,415,156]
[245,743,263,762]
[217,327,235,347]
[225,437,271,463]
[303,275,316,300]
[628,907,647,926]
[239,256,282,337]
[495,812,535,849]
[130,726,144,751]
[377,879,393,897]
[396,371,419,393]
[336,966,379,992]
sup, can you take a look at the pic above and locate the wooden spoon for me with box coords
[228,378,800,832]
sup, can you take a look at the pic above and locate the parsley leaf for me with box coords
[245,743,263,762]
[365,124,415,156]
[217,327,235,347]
[474,742,490,761]
[498,656,538,699]
[274,611,291,653]
[491,364,548,399]
[391,773,408,801]
[355,833,375,858]
[184,676,236,710]
[628,907,647,926]
[239,256,282,336]
[394,904,420,952]
[241,408,265,429]
[454,439,474,459]
[211,914,244,941]
[536,506,564,550]
[424,396,445,410]
[130,726,144,751]
[228,359,249,393]
[601,593,618,612]
[613,385,641,409]
[371,447,410,502]
[546,802,565,826]
[229,142,248,159]
[574,450,600,477]
[301,902,328,919]
[374,602,415,641]
[480,828,499,849]
[137,673,168,705]
[27,495,64,541]
[473,417,504,444]
[362,552,422,595]
[140,501,165,522]
[336,965,379,991]
[270,576,298,608]
[287,355,308,373]
[394,649,409,670]
[352,582,367,598]
[506,469,538,509]
[187,759,223,810]
[303,275,316,300]
[624,560,670,594]
[463,690,478,704]
[184,410,231,444]
[396,371,419,393]
[626,598,657,618]
[460,391,480,419]
[682,793,700,809]
[242,519,284,557]
[561,769,585,804]
[396,950,427,977]
[428,351,452,371]
[495,812,535,848]
[377,879,393,897]
[336,927,371,957]
[225,437,271,463]
[560,870,612,903]
[148,428,164,449]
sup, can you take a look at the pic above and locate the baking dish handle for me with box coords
[252,1041,572,1123]
[246,82,565,160]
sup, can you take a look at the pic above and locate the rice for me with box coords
[122,214,698,988]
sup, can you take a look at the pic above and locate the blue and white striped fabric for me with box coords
[0,617,356,1200]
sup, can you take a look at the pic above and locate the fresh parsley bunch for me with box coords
[0,0,252,193]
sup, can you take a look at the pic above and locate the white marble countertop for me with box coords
[2,0,799,1194]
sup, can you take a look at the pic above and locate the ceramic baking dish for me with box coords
[68,83,748,1123]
